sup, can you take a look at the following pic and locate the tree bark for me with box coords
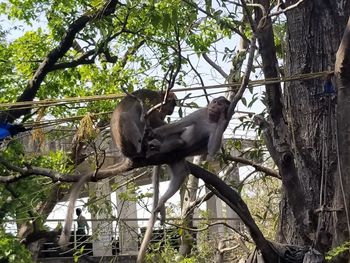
[334,15,350,262]
[283,0,350,257]
[254,0,309,243]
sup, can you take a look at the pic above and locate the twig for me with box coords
[269,0,304,18]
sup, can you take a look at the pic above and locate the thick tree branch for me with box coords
[0,0,120,123]
[187,162,279,262]
[253,0,308,242]
[0,149,280,261]
[0,156,80,183]
[50,50,97,70]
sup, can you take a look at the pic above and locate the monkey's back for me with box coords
[110,90,164,157]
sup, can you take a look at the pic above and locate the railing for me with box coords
[5,217,244,258]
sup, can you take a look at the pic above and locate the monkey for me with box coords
[147,96,230,157]
[59,89,177,247]
[111,89,177,158]
[148,96,230,213]
[137,96,230,263]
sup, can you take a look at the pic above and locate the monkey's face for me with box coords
[208,96,230,122]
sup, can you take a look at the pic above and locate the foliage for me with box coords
[241,174,281,239]
[0,228,33,263]
[325,241,350,261]
[0,140,72,224]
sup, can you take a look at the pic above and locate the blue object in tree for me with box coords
[0,123,28,140]
[324,80,336,94]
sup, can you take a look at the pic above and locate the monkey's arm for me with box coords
[152,109,205,137]
[207,113,227,156]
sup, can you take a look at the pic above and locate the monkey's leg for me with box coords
[146,135,185,158]
[154,160,189,224]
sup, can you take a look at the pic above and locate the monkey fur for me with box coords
[111,89,177,158]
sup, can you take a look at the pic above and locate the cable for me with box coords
[0,71,332,110]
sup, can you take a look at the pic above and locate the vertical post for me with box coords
[73,224,77,249]
[91,179,113,256]
[116,184,138,254]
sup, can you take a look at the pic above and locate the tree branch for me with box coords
[226,155,280,179]
[226,35,257,120]
[187,162,279,262]
[0,0,121,123]
[202,53,229,79]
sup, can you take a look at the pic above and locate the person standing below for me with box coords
[76,208,89,237]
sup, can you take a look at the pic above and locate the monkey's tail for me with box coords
[58,157,132,247]
[137,211,157,263]
[58,173,90,247]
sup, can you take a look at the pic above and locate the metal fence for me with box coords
[5,217,244,258]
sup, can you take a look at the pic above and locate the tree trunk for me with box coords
[282,0,350,258]
[334,15,350,263]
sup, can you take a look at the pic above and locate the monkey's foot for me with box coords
[159,205,166,225]
[148,139,161,150]
[154,204,166,225]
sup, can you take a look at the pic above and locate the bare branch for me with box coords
[227,35,257,119]
[226,155,280,179]
[202,53,229,79]
[269,0,304,18]
[185,55,210,104]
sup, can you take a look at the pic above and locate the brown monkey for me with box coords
[59,89,177,247]
[137,96,230,263]
[111,89,177,158]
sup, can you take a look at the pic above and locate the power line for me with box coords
[0,71,331,109]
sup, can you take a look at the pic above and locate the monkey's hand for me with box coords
[144,127,156,139]
[146,139,162,158]
[148,139,161,151]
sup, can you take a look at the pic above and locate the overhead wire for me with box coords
[9,89,253,130]
[0,71,331,110]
